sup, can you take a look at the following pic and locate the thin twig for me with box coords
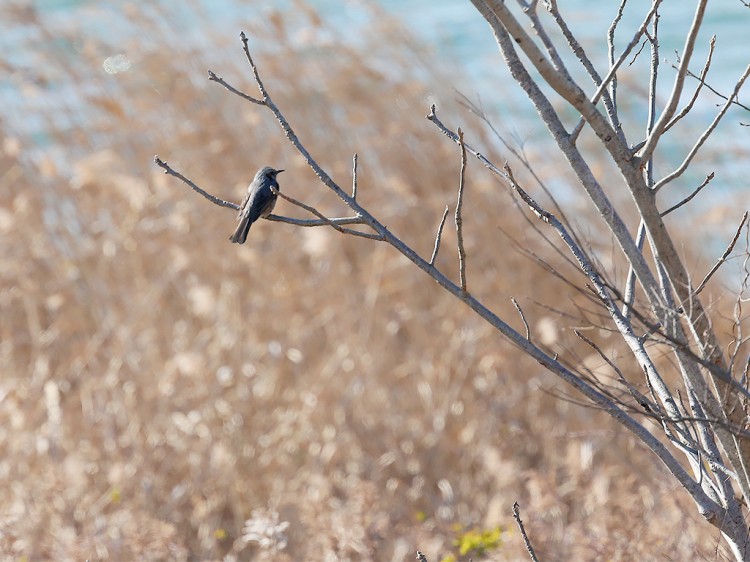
[430,205,450,266]
[207,70,265,106]
[154,156,239,209]
[511,297,531,340]
[644,9,660,188]
[694,212,749,296]
[606,0,628,117]
[455,128,468,292]
[660,172,714,216]
[352,153,359,200]
[512,502,540,562]
[239,32,269,100]
[628,37,649,66]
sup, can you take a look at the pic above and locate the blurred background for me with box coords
[2,1,749,560]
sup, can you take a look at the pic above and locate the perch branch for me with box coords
[271,188,382,240]
[154,157,368,232]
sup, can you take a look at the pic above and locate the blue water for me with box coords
[376,1,749,139]
[3,0,748,192]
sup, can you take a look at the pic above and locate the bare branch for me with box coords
[429,205,450,266]
[217,32,355,206]
[455,128,468,292]
[645,12,660,161]
[239,31,270,101]
[512,502,540,562]
[695,212,749,296]
[521,0,572,83]
[265,214,367,229]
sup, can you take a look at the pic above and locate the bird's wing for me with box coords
[246,187,276,223]
[237,190,252,220]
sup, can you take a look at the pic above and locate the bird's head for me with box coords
[257,166,284,181]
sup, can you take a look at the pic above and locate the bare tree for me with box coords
[156,1,750,558]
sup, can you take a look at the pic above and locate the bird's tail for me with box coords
[229,216,251,244]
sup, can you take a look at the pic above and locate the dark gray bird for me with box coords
[229,166,284,244]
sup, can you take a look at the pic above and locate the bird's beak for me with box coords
[276,169,285,174]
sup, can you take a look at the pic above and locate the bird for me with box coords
[229,166,284,244]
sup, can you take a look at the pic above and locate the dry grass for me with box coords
[0,2,733,560]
